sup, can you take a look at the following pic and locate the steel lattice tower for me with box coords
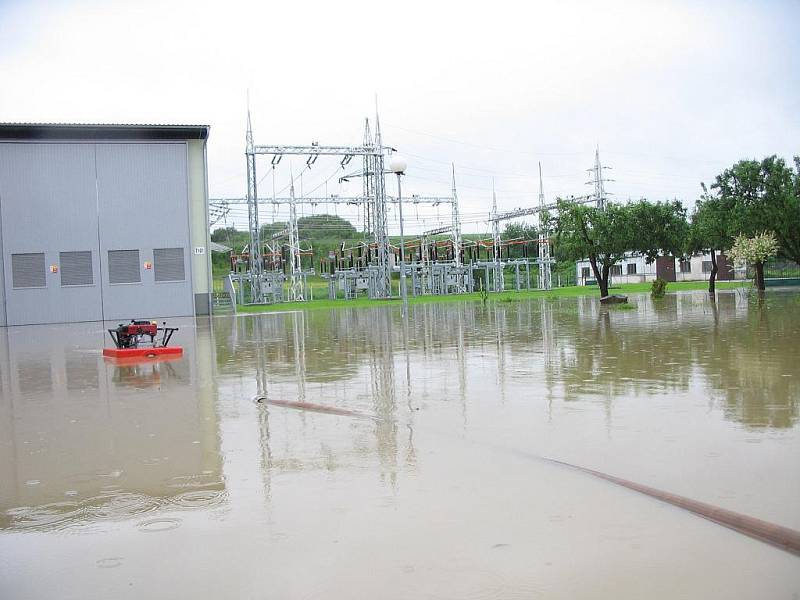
[362,118,374,238]
[451,164,462,268]
[587,146,611,210]
[372,112,391,298]
[246,109,263,303]
[287,173,304,301]
[491,181,504,292]
[537,162,552,290]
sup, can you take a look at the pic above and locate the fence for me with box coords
[748,260,800,280]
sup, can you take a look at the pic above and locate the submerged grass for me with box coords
[233,280,745,314]
[609,302,637,311]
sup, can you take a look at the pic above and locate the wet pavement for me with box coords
[1,289,798,598]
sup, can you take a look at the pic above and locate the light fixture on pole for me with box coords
[389,155,408,310]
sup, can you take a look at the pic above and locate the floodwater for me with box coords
[1,290,798,599]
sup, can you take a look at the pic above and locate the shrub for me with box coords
[651,278,668,298]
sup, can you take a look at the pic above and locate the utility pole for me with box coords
[586,146,613,210]
[491,180,503,292]
[389,154,408,310]
[451,164,462,268]
[362,118,374,238]
[246,106,263,303]
[287,171,304,302]
[537,162,552,290]
[372,108,391,298]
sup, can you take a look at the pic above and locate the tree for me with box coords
[553,199,687,298]
[710,156,800,266]
[502,222,537,241]
[297,214,357,241]
[727,231,779,291]
[260,221,288,240]
[627,199,688,261]
[687,187,733,294]
[210,226,238,243]
[502,222,538,259]
[553,201,636,297]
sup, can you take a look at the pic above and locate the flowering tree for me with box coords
[727,231,779,291]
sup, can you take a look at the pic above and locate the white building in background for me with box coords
[575,252,746,286]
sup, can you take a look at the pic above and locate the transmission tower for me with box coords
[362,118,374,237]
[491,180,501,263]
[372,111,391,298]
[491,180,504,292]
[586,146,613,209]
[287,172,304,302]
[450,164,462,268]
[537,162,553,290]
[246,108,263,302]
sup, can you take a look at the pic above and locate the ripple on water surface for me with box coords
[4,484,224,532]
[136,517,182,533]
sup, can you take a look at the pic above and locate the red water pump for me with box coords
[107,320,178,349]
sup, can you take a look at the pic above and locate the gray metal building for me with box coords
[0,124,212,326]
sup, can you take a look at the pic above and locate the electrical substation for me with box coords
[209,112,610,309]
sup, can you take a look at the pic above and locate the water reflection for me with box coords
[1,290,797,535]
[215,308,411,497]
[0,320,224,531]
[220,291,798,432]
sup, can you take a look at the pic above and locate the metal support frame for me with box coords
[537,162,554,290]
[586,146,613,210]
[210,195,453,208]
[239,113,401,302]
[372,114,391,298]
[287,174,305,302]
[491,182,504,292]
[246,110,263,303]
[451,165,462,269]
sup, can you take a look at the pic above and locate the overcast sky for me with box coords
[1,0,798,236]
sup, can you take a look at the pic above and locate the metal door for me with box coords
[655,256,676,282]
[96,143,193,321]
[0,143,103,325]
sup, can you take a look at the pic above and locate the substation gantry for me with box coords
[222,115,611,303]
[242,111,394,303]
[221,111,464,304]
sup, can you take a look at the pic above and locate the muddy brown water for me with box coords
[0,289,798,598]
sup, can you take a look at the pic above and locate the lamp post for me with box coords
[389,155,408,311]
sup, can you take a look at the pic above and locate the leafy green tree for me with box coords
[502,222,538,259]
[297,214,358,241]
[728,231,779,291]
[553,201,636,297]
[502,222,537,240]
[553,199,687,297]
[628,199,688,261]
[710,156,800,266]
[687,187,733,294]
[210,226,238,243]
[260,221,288,240]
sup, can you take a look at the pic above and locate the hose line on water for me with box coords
[256,397,800,557]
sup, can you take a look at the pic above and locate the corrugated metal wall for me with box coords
[96,143,193,321]
[0,143,103,324]
[0,192,5,327]
[0,142,194,325]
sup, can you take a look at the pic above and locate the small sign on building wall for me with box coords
[144,261,152,270]
[194,246,206,255]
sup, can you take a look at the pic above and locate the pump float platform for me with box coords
[104,319,183,361]
[102,346,183,359]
